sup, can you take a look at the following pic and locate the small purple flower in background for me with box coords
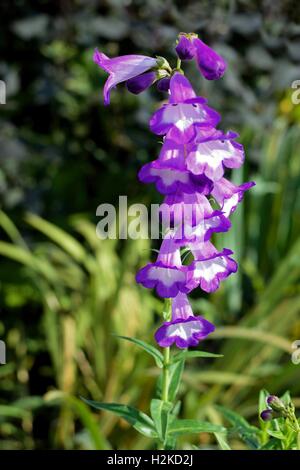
[94,32,255,350]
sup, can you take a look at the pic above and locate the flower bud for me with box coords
[175,35,195,61]
[126,71,156,94]
[266,395,285,412]
[157,77,170,92]
[260,409,273,421]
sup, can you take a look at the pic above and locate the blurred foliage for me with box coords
[0,0,300,450]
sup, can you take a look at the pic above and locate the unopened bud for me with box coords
[260,409,273,421]
[266,395,285,412]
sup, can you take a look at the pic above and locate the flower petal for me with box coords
[150,102,220,143]
[212,178,255,217]
[136,262,188,298]
[93,49,157,105]
[155,315,215,348]
[187,244,237,292]
[187,137,244,181]
[169,72,197,103]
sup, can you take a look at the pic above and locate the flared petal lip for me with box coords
[138,162,194,195]
[93,49,157,105]
[136,262,189,298]
[149,103,221,138]
[190,247,234,262]
[138,161,213,195]
[174,211,231,244]
[155,315,215,348]
[187,254,238,293]
[195,129,239,144]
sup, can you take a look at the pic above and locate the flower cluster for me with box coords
[94,33,254,350]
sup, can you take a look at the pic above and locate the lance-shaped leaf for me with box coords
[81,398,157,438]
[168,359,185,402]
[168,419,226,436]
[217,405,261,449]
[150,399,173,442]
[114,335,163,368]
[173,350,223,363]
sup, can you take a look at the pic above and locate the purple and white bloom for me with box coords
[175,34,227,80]
[126,71,156,94]
[212,178,255,217]
[186,131,244,181]
[150,73,220,143]
[159,192,230,242]
[96,33,254,349]
[138,139,212,195]
[93,49,157,105]
[155,292,215,348]
[187,241,237,293]
[136,232,188,298]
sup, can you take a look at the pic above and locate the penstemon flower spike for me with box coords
[86,32,255,450]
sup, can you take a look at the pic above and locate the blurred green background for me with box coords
[0,0,300,450]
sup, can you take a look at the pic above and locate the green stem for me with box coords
[162,347,170,402]
[158,299,172,450]
[176,57,182,70]
[293,416,300,450]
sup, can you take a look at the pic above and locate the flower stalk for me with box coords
[91,31,254,451]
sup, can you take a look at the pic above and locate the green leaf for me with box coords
[150,399,172,442]
[173,350,223,363]
[172,401,181,417]
[168,419,226,436]
[260,438,280,450]
[267,430,285,440]
[280,390,291,406]
[81,398,157,439]
[217,405,260,449]
[168,359,185,402]
[114,335,163,368]
[25,212,87,263]
[258,389,269,415]
[0,405,31,419]
[214,431,231,450]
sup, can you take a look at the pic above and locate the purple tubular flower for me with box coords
[187,241,237,293]
[136,232,188,298]
[93,49,157,105]
[212,178,255,217]
[159,192,230,243]
[155,292,215,348]
[138,139,212,195]
[175,35,195,61]
[193,38,227,80]
[260,409,274,422]
[186,131,244,181]
[150,73,220,143]
[95,34,256,349]
[126,71,156,94]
